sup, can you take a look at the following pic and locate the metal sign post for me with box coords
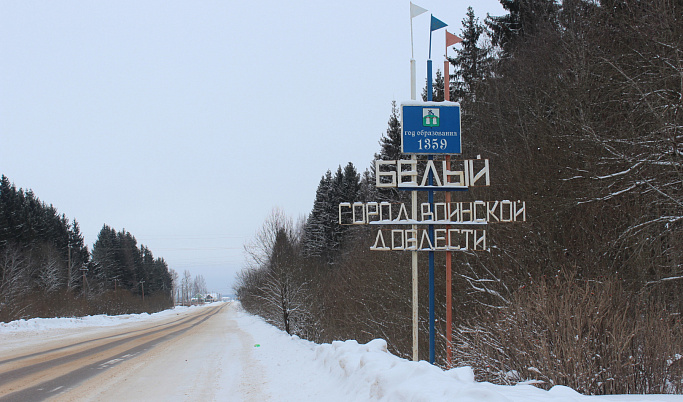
[333,5,526,366]
[403,96,462,364]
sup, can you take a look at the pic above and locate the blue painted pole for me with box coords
[427,60,433,104]
[428,16,433,59]
[427,58,436,365]
[428,160,435,364]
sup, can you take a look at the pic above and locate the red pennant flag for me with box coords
[446,30,463,47]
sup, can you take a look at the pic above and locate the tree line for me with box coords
[0,175,175,321]
[236,0,682,395]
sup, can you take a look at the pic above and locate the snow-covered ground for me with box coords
[1,302,681,402]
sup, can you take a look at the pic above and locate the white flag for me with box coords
[410,2,427,19]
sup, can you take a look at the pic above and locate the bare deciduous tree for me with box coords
[181,269,192,306]
[0,244,29,321]
[238,209,311,335]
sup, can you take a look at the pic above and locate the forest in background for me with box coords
[236,0,682,395]
[0,175,176,321]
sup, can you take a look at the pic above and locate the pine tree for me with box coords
[358,169,377,202]
[118,230,142,293]
[139,245,154,293]
[302,163,362,264]
[340,162,360,202]
[449,7,490,104]
[373,102,409,203]
[92,225,120,290]
[421,70,446,102]
[302,171,333,260]
[327,164,359,255]
[486,0,559,56]
[66,219,89,289]
[375,101,403,161]
[0,175,16,248]
[150,257,171,296]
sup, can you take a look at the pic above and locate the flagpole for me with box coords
[427,17,433,101]
[409,2,427,363]
[427,59,433,102]
[411,19,417,361]
[428,14,433,60]
[410,11,414,60]
[427,13,445,365]
[410,2,427,103]
[444,30,453,369]
[427,16,435,363]
[444,32,450,103]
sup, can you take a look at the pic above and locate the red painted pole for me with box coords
[444,60,449,102]
[444,36,454,369]
[445,156,453,368]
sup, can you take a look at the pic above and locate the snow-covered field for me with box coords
[1,302,681,402]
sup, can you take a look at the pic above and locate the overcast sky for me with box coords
[1,0,505,295]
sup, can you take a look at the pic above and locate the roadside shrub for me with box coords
[453,272,683,394]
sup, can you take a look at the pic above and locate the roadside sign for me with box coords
[401,101,461,154]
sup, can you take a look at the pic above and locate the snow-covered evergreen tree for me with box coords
[375,101,402,162]
[302,163,362,264]
[372,101,409,202]
[302,170,333,260]
[485,0,559,57]
[421,69,445,102]
[449,7,491,104]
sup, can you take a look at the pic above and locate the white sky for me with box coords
[0,0,505,295]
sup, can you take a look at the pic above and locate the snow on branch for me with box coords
[644,275,683,287]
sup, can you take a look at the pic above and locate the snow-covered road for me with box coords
[55,303,268,401]
[1,302,682,401]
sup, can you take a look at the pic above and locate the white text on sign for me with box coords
[370,228,488,251]
[338,201,526,225]
[375,157,490,189]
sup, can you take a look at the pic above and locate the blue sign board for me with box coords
[401,102,461,154]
